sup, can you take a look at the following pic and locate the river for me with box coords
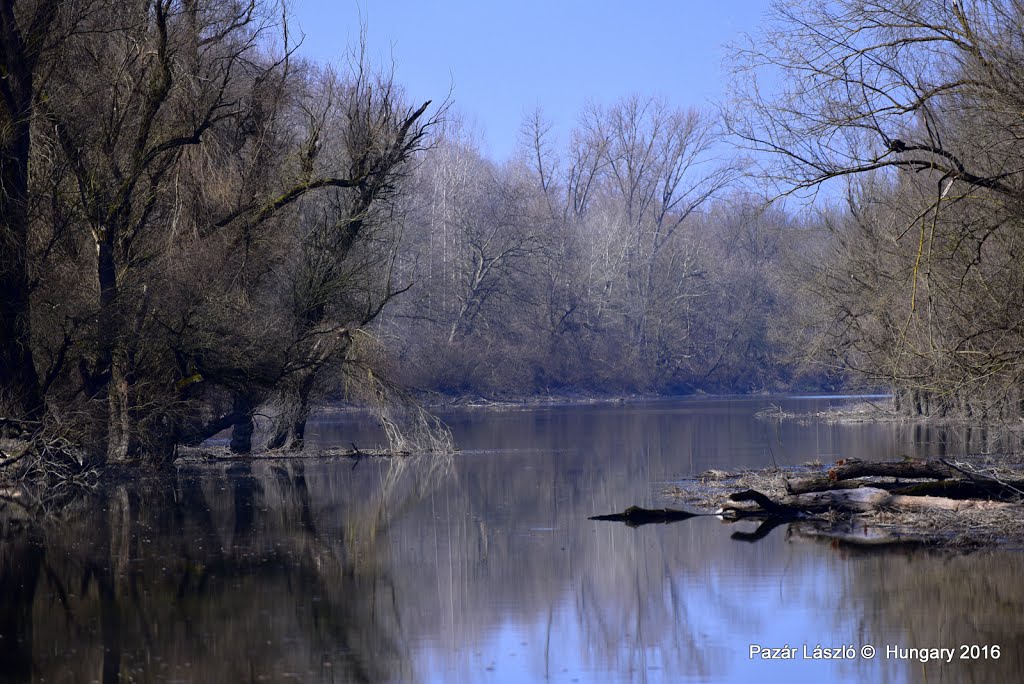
[2,395,1021,683]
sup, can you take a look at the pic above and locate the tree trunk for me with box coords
[721,486,1019,517]
[267,371,317,451]
[0,258,40,421]
[105,350,132,463]
[0,3,45,422]
[784,487,1017,514]
[266,426,287,451]
[289,415,308,451]
[229,392,255,454]
[785,458,959,494]
[95,238,134,463]
[288,372,317,451]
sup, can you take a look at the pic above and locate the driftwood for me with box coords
[723,458,1023,526]
[597,459,1024,546]
[589,506,701,527]
[785,458,1024,499]
[785,458,958,494]
[725,489,803,517]
[890,479,1024,499]
[783,486,1017,513]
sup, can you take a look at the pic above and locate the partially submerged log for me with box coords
[721,458,1022,532]
[608,458,1024,546]
[726,489,802,516]
[785,458,959,494]
[590,505,701,527]
[785,457,1024,501]
[782,486,1017,514]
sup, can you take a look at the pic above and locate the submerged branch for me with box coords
[589,505,703,527]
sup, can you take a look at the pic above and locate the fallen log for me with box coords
[780,486,1018,514]
[725,489,802,516]
[785,458,1024,500]
[890,479,1024,499]
[589,506,701,527]
[659,457,1024,547]
[785,458,960,494]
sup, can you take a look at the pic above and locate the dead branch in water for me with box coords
[589,506,703,527]
[647,458,1024,547]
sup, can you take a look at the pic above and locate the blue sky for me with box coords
[290,1,775,161]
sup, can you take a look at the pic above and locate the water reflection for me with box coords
[2,396,1022,683]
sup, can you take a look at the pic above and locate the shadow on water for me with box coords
[3,396,1024,683]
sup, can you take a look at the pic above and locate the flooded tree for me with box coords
[0,0,441,469]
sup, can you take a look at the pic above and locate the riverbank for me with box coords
[409,389,657,409]
[756,397,1024,433]
[755,399,894,423]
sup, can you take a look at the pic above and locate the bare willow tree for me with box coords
[0,0,443,470]
[29,0,310,462]
[262,60,437,452]
[728,0,1024,418]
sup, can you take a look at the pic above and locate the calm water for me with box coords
[2,395,1022,683]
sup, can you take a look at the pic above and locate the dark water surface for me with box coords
[3,396,1023,683]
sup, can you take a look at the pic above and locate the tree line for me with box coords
[376,104,822,397]
[4,0,1023,473]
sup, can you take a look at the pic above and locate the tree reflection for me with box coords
[0,521,41,683]
[0,455,449,683]
[4,401,1024,682]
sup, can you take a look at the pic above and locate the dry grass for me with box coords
[665,467,792,510]
[756,401,897,424]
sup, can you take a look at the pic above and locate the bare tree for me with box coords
[575,96,736,384]
[0,1,444,469]
[726,0,1024,199]
[728,0,1024,417]
[263,59,437,451]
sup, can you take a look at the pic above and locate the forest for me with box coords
[3,0,1024,472]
